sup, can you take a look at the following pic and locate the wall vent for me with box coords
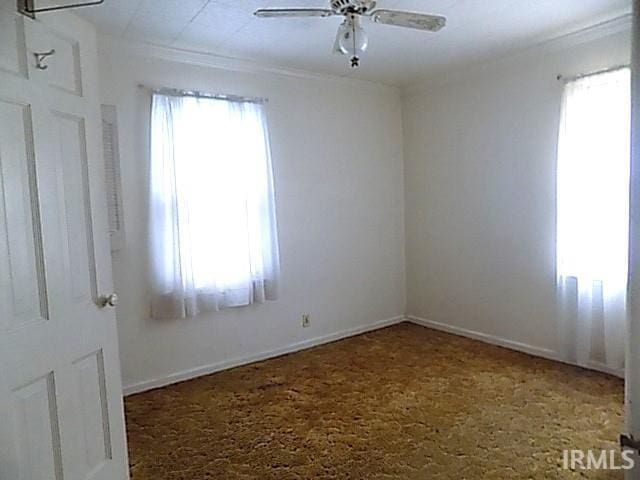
[101,104,125,252]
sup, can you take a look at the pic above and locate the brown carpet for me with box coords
[125,323,624,479]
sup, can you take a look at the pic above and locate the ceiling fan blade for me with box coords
[254,8,334,18]
[369,10,446,31]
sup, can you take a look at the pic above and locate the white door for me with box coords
[629,2,640,479]
[0,4,129,480]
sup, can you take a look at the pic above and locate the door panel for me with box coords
[28,22,83,96]
[0,7,27,78]
[0,7,129,480]
[12,373,63,480]
[72,349,112,478]
[0,98,48,330]
[50,110,97,304]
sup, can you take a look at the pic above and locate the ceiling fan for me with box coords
[254,0,446,68]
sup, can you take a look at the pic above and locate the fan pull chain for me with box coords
[350,18,360,68]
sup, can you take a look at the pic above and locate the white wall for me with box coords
[99,18,632,393]
[403,26,631,365]
[98,40,406,394]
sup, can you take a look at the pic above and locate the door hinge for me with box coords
[621,434,640,453]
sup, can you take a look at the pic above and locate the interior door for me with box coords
[629,2,640,479]
[0,4,129,480]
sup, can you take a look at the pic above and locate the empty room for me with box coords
[1,0,640,478]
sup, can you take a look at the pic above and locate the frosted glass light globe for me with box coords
[338,17,369,56]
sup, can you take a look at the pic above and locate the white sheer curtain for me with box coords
[557,68,630,374]
[149,93,280,319]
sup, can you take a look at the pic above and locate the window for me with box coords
[556,68,630,371]
[149,92,280,319]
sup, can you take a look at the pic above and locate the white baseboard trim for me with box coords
[407,315,624,379]
[123,315,405,396]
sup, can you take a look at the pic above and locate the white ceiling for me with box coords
[77,0,631,86]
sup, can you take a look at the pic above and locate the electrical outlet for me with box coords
[302,314,311,328]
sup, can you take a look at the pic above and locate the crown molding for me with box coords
[403,12,632,97]
[97,34,399,94]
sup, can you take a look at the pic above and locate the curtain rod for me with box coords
[556,64,630,83]
[138,84,268,104]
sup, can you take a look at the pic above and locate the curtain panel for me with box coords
[556,68,630,373]
[149,93,280,319]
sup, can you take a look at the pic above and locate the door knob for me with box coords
[97,293,118,308]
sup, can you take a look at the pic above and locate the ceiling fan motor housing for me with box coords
[331,0,376,15]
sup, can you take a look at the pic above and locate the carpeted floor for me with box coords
[125,323,624,479]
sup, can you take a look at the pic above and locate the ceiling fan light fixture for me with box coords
[337,16,368,67]
[253,0,447,68]
[336,20,349,54]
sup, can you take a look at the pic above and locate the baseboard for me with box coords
[407,315,624,379]
[123,314,623,396]
[123,315,405,396]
